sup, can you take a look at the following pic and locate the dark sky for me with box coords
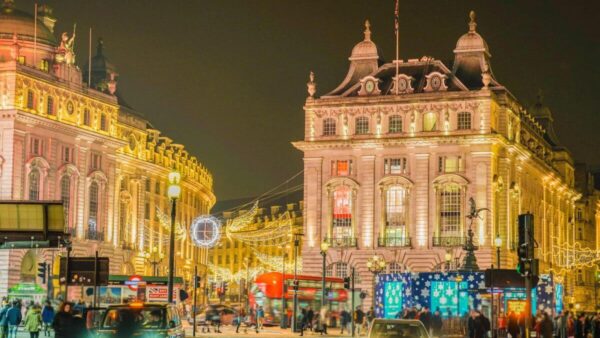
[18,0,600,200]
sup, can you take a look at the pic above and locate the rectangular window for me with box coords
[83,109,91,126]
[439,155,463,173]
[457,112,472,130]
[145,180,151,192]
[155,182,161,195]
[332,186,352,239]
[30,137,43,156]
[62,146,72,163]
[331,160,353,176]
[17,56,26,65]
[355,117,369,135]
[440,185,462,235]
[100,114,108,131]
[384,158,408,175]
[389,115,403,133]
[90,153,102,170]
[46,96,55,115]
[27,90,35,109]
[144,203,150,220]
[225,256,230,264]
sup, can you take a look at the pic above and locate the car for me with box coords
[367,319,431,338]
[189,304,239,326]
[95,302,185,338]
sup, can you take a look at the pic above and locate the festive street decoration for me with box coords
[225,201,294,246]
[544,238,600,278]
[253,251,302,273]
[155,206,187,241]
[374,272,560,319]
[190,215,221,248]
[207,263,265,283]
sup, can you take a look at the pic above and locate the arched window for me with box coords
[88,181,99,234]
[60,175,71,224]
[388,262,403,274]
[457,112,472,130]
[331,185,353,245]
[323,118,336,136]
[438,184,463,238]
[384,185,409,246]
[389,115,403,133]
[28,169,40,200]
[335,262,348,278]
[355,116,369,135]
[423,112,437,132]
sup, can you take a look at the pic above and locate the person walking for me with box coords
[0,301,11,338]
[24,304,42,338]
[540,312,554,338]
[431,309,443,337]
[6,301,22,338]
[298,308,306,337]
[365,307,375,332]
[318,306,328,335]
[255,306,264,333]
[41,302,54,337]
[354,307,364,336]
[340,308,350,334]
[236,307,246,333]
[419,307,432,334]
[52,302,73,338]
[306,307,314,332]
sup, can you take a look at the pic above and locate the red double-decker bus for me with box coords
[249,272,351,326]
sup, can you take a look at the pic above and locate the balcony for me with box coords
[324,236,357,248]
[432,236,466,247]
[86,229,105,241]
[378,236,411,248]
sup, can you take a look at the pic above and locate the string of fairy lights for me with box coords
[543,238,600,281]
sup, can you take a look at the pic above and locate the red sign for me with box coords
[148,287,168,301]
[126,275,143,291]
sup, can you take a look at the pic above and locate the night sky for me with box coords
[17,1,600,200]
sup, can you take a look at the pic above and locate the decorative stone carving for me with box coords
[358,76,381,96]
[424,72,448,92]
[307,71,317,98]
[390,74,414,94]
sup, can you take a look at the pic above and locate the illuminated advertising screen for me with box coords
[507,300,527,314]
[383,282,403,319]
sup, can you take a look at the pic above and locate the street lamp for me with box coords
[367,254,386,309]
[167,169,181,303]
[444,251,452,272]
[146,247,164,276]
[494,234,502,269]
[280,245,290,329]
[320,240,329,311]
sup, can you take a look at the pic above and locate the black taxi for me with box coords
[95,302,185,338]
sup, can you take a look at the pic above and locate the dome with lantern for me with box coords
[0,0,57,46]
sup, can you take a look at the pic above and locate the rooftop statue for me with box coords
[56,24,76,65]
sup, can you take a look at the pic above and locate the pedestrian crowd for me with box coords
[0,298,90,338]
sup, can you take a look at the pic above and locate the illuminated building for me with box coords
[208,199,303,302]
[0,1,215,299]
[293,13,600,308]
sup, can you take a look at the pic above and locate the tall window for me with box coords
[61,146,72,163]
[457,112,472,130]
[385,186,408,242]
[384,158,408,175]
[30,137,43,156]
[323,118,336,136]
[423,112,437,131]
[439,184,462,236]
[90,153,102,170]
[438,155,463,173]
[119,200,129,243]
[28,170,40,200]
[83,109,91,126]
[355,116,369,135]
[88,181,99,233]
[100,114,107,131]
[27,90,35,109]
[46,96,55,115]
[332,185,352,239]
[331,160,352,176]
[389,115,403,133]
[60,175,71,222]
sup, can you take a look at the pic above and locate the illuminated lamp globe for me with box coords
[494,234,502,248]
[167,184,181,199]
[320,240,329,254]
[444,252,452,263]
[168,170,181,185]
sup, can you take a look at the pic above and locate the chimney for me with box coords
[37,5,56,33]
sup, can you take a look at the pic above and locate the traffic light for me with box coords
[343,277,351,289]
[193,275,201,289]
[292,280,299,291]
[517,213,535,277]
[37,262,47,284]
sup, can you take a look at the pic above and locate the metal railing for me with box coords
[378,236,411,248]
[86,229,105,241]
[324,236,357,248]
[432,236,467,247]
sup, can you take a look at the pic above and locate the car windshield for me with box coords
[370,322,428,338]
[102,307,166,330]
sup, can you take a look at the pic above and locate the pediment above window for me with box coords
[325,177,360,192]
[432,173,469,187]
[378,175,414,188]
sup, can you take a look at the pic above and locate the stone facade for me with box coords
[294,15,598,308]
[0,2,215,299]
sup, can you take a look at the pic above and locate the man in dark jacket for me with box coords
[6,301,22,338]
[0,302,11,338]
[540,313,554,338]
[419,307,432,332]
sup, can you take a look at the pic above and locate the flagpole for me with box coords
[394,0,399,94]
[33,3,37,68]
[88,27,92,87]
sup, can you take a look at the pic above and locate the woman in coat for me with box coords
[24,304,42,338]
[51,302,73,338]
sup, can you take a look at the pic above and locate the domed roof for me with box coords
[349,20,380,61]
[0,2,57,46]
[454,11,489,55]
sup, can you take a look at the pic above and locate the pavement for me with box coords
[184,325,350,338]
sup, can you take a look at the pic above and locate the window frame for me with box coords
[422,112,437,132]
[323,118,337,136]
[388,115,403,134]
[355,116,369,135]
[457,112,472,130]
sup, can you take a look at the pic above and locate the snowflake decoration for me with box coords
[421,289,429,297]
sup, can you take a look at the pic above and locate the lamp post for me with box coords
[445,251,452,272]
[366,254,386,310]
[494,234,502,269]
[146,247,164,276]
[167,170,181,303]
[292,233,303,332]
[280,247,289,329]
[320,240,329,311]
